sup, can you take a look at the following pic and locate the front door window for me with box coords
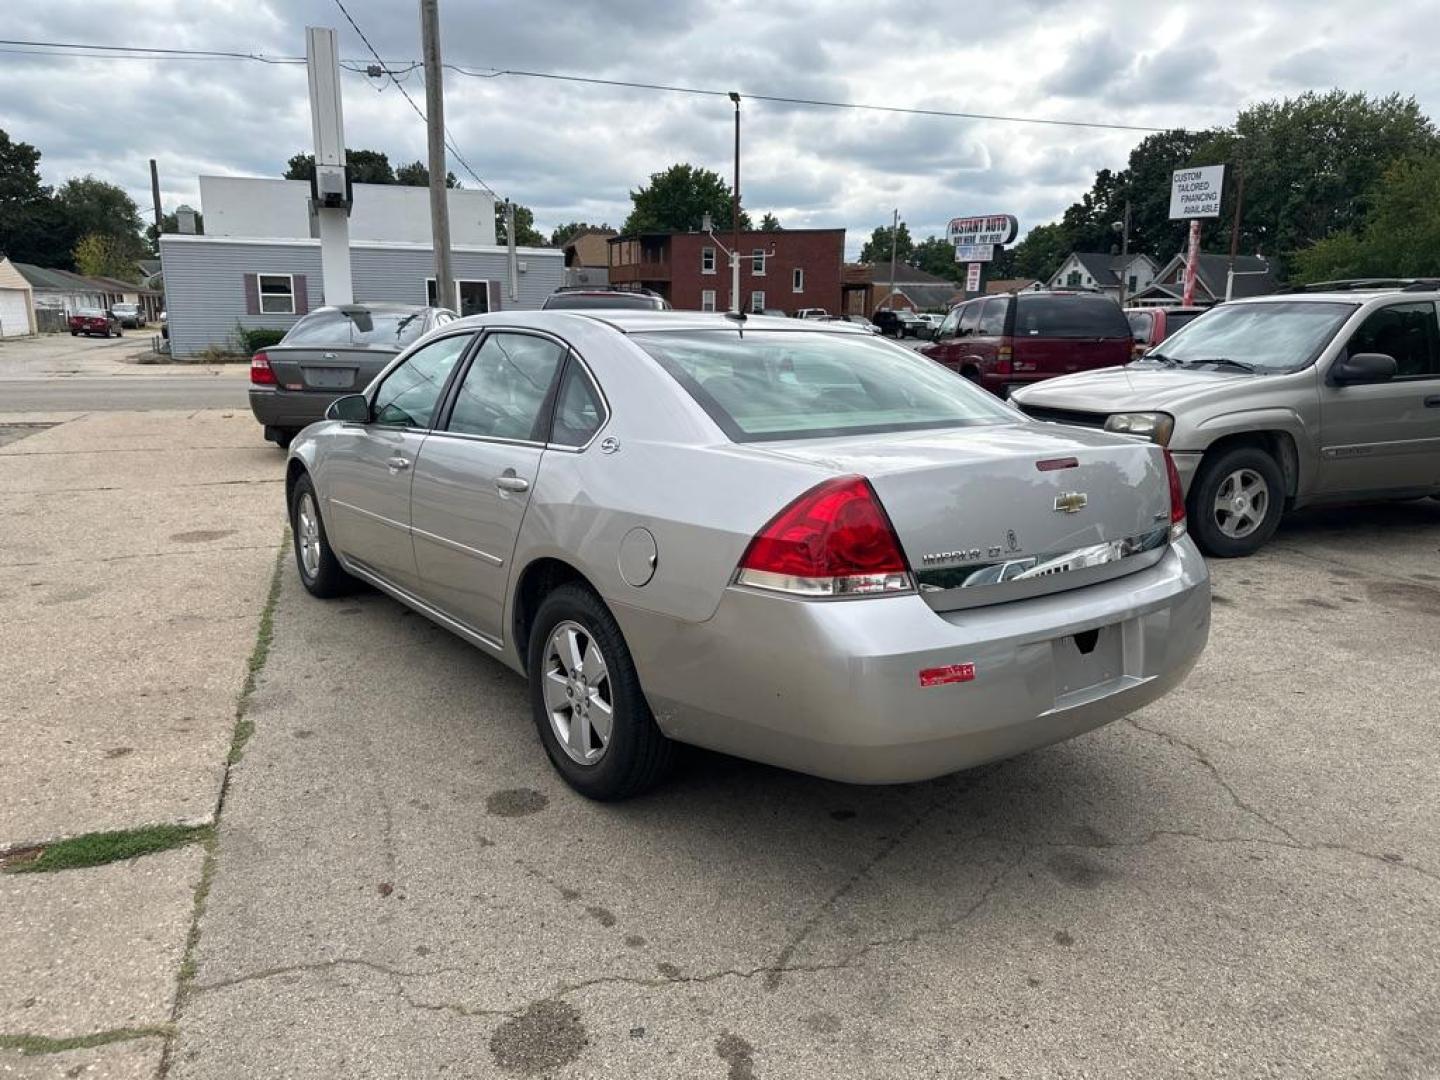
[371,333,473,429]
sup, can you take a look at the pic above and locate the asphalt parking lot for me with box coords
[169,496,1440,1078]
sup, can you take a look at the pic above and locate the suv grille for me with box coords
[1017,405,1108,429]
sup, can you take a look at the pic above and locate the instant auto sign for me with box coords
[946,214,1018,246]
[1169,165,1226,219]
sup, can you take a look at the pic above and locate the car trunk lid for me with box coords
[746,423,1173,610]
[264,345,395,393]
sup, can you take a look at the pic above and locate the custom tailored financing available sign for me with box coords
[965,262,983,292]
[953,243,995,263]
[947,214,1019,246]
[1169,165,1226,219]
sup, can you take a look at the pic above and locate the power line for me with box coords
[0,39,306,63]
[1,36,1178,135]
[447,65,1170,134]
[328,1,499,199]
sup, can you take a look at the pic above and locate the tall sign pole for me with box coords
[1169,165,1224,308]
[419,0,455,313]
[887,207,898,309]
[729,92,741,314]
[948,214,1017,299]
[306,27,353,306]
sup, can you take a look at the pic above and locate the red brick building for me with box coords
[608,229,845,315]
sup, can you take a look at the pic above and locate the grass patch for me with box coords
[228,541,285,767]
[3,824,212,875]
[0,1026,172,1056]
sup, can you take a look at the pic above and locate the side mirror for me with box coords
[1331,352,1397,386]
[326,394,371,423]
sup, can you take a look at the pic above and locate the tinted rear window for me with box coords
[543,293,662,310]
[1015,295,1131,338]
[1165,310,1202,332]
[633,330,1013,442]
[282,309,428,347]
[1127,311,1155,343]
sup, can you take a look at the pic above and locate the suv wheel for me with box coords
[1188,445,1285,557]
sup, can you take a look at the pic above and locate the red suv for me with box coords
[1125,306,1205,359]
[919,291,1132,396]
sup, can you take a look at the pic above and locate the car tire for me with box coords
[527,583,676,801]
[266,426,297,450]
[70,330,78,336]
[289,472,354,599]
[1187,445,1285,557]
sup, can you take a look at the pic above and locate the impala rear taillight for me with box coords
[250,351,276,386]
[1164,449,1187,540]
[735,476,913,597]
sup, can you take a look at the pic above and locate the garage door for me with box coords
[0,288,30,337]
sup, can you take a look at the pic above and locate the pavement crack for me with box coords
[193,957,470,995]
[1125,717,1301,843]
[762,783,969,992]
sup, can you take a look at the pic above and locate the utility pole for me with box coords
[148,159,163,245]
[419,0,455,312]
[1116,199,1131,307]
[505,200,517,303]
[1225,163,1246,302]
[729,92,741,314]
[305,27,353,306]
[887,207,899,309]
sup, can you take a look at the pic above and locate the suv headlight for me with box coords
[1104,412,1175,445]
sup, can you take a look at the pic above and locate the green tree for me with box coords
[0,128,67,266]
[145,210,204,253]
[1009,222,1070,281]
[759,212,782,231]
[859,221,913,265]
[53,176,145,267]
[549,221,613,247]
[496,202,545,246]
[621,164,750,234]
[73,232,138,280]
[1292,154,1440,281]
[908,236,963,282]
[1206,90,1439,262]
[284,149,396,184]
[395,160,459,188]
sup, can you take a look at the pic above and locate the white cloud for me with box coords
[4,0,1439,260]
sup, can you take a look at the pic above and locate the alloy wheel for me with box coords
[296,493,322,579]
[1213,467,1269,539]
[542,620,614,766]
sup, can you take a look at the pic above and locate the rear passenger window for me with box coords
[977,298,1008,336]
[550,361,606,447]
[1344,303,1440,379]
[1015,295,1132,339]
[448,333,567,441]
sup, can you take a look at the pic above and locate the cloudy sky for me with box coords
[4,0,1439,257]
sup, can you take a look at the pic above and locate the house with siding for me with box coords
[1048,252,1158,302]
[0,257,37,338]
[159,176,564,357]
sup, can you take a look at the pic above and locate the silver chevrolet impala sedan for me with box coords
[285,311,1210,800]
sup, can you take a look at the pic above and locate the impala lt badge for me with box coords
[1054,492,1088,514]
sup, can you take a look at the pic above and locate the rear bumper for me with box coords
[617,538,1210,784]
[248,387,341,429]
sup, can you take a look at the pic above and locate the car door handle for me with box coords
[387,455,411,472]
[495,475,530,493]
[1425,395,1440,408]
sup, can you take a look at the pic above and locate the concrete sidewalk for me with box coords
[0,410,283,1076]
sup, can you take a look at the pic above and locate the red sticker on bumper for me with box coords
[919,663,976,687]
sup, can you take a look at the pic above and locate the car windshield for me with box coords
[633,330,1015,442]
[1148,301,1356,372]
[544,293,660,310]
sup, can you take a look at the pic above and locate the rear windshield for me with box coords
[283,309,428,347]
[543,293,661,310]
[1015,294,1132,339]
[1127,311,1154,343]
[633,330,1014,442]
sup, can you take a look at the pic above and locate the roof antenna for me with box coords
[723,308,747,335]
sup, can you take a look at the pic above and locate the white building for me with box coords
[1048,252,1158,303]
[159,176,563,356]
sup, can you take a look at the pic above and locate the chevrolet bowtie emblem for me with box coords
[1053,492,1088,513]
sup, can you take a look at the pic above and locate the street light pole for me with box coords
[729,91,741,314]
[1225,162,1246,302]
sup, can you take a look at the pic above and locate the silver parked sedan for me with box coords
[286,311,1210,799]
